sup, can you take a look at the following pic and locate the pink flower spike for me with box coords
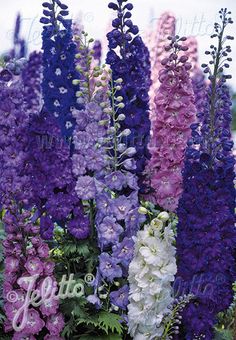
[147,36,197,212]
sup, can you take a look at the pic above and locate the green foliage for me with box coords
[75,311,123,335]
[214,329,233,340]
[79,334,122,340]
[98,311,123,335]
[214,283,236,339]
[60,306,125,339]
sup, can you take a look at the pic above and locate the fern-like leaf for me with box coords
[98,311,123,335]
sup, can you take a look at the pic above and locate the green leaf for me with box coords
[79,334,122,340]
[73,300,89,319]
[214,329,233,340]
[76,314,100,329]
[63,243,77,255]
[61,297,89,319]
[61,318,75,337]
[98,311,123,335]
[76,243,90,257]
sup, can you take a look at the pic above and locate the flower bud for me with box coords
[100,102,107,108]
[72,79,80,85]
[117,114,126,121]
[117,103,125,108]
[76,91,83,97]
[138,207,148,215]
[158,211,170,222]
[103,107,113,114]
[115,78,123,83]
[120,129,131,137]
[117,143,126,152]
[179,55,188,63]
[108,127,116,134]
[77,97,85,104]
[75,65,82,72]
[150,218,163,228]
[124,147,136,157]
[123,158,136,170]
[116,96,123,102]
[99,120,109,126]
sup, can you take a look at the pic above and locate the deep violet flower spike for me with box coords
[175,9,236,339]
[22,51,43,115]
[28,109,89,240]
[7,13,27,59]
[14,13,21,42]
[106,0,151,192]
[41,0,83,138]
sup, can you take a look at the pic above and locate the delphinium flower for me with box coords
[175,9,236,339]
[1,14,27,78]
[3,13,27,61]
[162,294,194,339]
[73,30,102,86]
[127,212,177,339]
[106,0,151,190]
[148,36,197,212]
[28,109,90,240]
[5,58,28,77]
[27,1,90,240]
[0,72,33,206]
[72,17,84,40]
[22,51,43,115]
[181,37,198,76]
[73,31,103,103]
[72,90,109,200]
[93,40,102,65]
[40,0,83,138]
[71,31,110,205]
[88,76,145,313]
[147,12,176,117]
[13,13,27,59]
[74,31,90,87]
[3,205,64,339]
[191,69,207,122]
[0,68,64,338]
[180,37,208,115]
